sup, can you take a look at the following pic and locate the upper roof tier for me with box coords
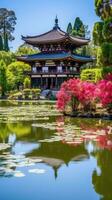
[22,17,90,47]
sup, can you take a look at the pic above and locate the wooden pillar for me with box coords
[46,77,48,88]
[51,77,53,89]
[41,75,42,88]
[56,75,58,88]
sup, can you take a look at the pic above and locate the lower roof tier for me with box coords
[17,52,94,63]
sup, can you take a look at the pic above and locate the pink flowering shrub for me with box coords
[56,78,96,112]
[56,77,112,112]
[97,80,112,108]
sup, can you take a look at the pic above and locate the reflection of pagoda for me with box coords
[27,142,89,179]
[17,17,93,89]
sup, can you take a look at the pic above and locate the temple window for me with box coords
[32,66,37,73]
[57,65,62,73]
[42,66,48,73]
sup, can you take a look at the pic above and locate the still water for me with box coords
[0,100,112,200]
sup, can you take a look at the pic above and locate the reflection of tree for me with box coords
[92,150,112,200]
[0,122,31,142]
[0,124,10,142]
[8,123,31,137]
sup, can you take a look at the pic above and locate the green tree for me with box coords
[0,8,17,51]
[72,17,90,38]
[66,23,72,34]
[73,17,83,33]
[0,60,7,96]
[95,0,112,20]
[93,22,104,45]
[16,44,39,55]
[4,33,9,52]
[24,77,31,89]
[0,51,15,66]
[0,35,3,51]
[6,61,30,90]
[96,43,112,66]
[103,17,112,42]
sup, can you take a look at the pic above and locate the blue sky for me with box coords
[0,0,99,51]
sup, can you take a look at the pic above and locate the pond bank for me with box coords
[64,112,112,120]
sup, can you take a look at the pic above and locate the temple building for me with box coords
[17,17,93,89]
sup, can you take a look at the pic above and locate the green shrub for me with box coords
[31,88,41,94]
[97,43,112,66]
[102,66,112,76]
[9,88,41,100]
[24,77,31,89]
[23,88,31,93]
[8,92,22,100]
[80,68,103,83]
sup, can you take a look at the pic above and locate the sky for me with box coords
[0,0,99,51]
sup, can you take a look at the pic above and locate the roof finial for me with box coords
[54,15,59,29]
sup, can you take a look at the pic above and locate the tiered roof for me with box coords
[17,52,93,63]
[22,17,89,47]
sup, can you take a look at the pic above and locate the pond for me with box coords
[0,100,112,200]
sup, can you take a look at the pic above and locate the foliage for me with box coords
[66,23,72,34]
[9,88,41,100]
[93,22,104,46]
[96,79,112,108]
[96,47,103,66]
[103,17,112,42]
[0,35,3,51]
[24,77,31,89]
[56,78,96,112]
[57,77,112,112]
[93,1,112,68]
[72,17,84,37]
[4,33,9,52]
[0,8,17,51]
[16,44,39,55]
[72,17,90,38]
[6,61,30,90]
[80,68,103,83]
[95,0,112,20]
[67,17,90,39]
[0,60,7,96]
[8,92,22,100]
[97,43,112,66]
[102,66,112,76]
[0,51,15,66]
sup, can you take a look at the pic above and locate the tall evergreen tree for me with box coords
[0,35,3,51]
[73,17,83,32]
[72,17,90,38]
[4,33,9,51]
[0,8,17,52]
[0,60,7,97]
[66,23,72,34]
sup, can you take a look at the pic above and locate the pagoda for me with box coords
[17,17,93,89]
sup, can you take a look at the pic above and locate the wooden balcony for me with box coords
[25,70,80,76]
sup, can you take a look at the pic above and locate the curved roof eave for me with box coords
[17,53,94,63]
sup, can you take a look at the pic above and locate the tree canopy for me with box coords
[95,0,112,20]
[0,60,7,96]
[67,17,90,38]
[0,8,17,51]
[16,44,39,55]
[66,23,72,34]
[6,61,30,90]
[93,22,104,46]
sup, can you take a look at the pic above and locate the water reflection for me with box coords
[0,101,112,200]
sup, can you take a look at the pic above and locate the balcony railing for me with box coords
[25,70,80,75]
